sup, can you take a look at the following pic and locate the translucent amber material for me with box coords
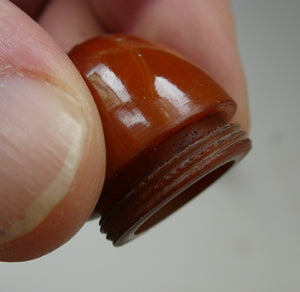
[69,35,251,245]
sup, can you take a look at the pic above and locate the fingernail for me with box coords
[0,72,87,244]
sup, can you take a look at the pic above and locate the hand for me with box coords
[0,0,249,261]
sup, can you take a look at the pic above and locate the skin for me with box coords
[0,0,249,261]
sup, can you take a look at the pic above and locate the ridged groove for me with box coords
[100,119,251,245]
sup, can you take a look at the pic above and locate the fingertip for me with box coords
[0,129,106,262]
[0,1,106,261]
[38,0,104,52]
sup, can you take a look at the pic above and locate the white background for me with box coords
[1,0,299,291]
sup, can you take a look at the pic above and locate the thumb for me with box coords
[0,1,106,261]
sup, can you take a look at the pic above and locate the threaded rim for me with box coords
[100,116,251,245]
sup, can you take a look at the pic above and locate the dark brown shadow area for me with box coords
[135,161,234,234]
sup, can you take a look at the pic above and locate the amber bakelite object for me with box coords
[69,35,251,245]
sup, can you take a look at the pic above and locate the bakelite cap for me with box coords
[69,34,252,246]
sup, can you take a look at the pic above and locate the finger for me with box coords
[38,0,104,52]
[88,0,250,131]
[0,0,106,261]
[10,0,49,19]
